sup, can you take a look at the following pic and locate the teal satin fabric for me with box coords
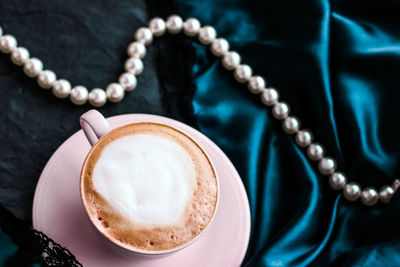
[177,0,400,266]
[0,229,18,265]
[0,228,38,266]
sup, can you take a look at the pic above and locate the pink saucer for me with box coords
[32,114,251,267]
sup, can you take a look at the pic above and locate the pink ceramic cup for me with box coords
[79,109,220,258]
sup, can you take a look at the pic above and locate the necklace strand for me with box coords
[0,15,398,206]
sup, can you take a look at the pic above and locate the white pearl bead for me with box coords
[234,64,252,83]
[295,130,313,147]
[70,85,89,105]
[0,34,17,53]
[343,182,361,201]
[260,88,279,106]
[23,58,43,78]
[106,83,124,103]
[10,47,29,66]
[222,51,241,71]
[272,102,290,120]
[135,27,153,45]
[37,70,57,89]
[52,79,71,99]
[124,57,143,75]
[393,179,400,192]
[88,88,107,107]
[211,38,229,57]
[307,143,325,161]
[198,26,216,45]
[318,157,337,175]
[127,42,146,59]
[183,18,201,36]
[118,72,137,91]
[379,185,394,204]
[248,76,266,94]
[149,17,166,37]
[282,116,300,134]
[361,187,379,206]
[166,15,183,34]
[329,172,347,190]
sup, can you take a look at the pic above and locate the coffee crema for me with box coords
[81,122,218,252]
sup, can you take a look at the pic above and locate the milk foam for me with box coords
[92,133,196,227]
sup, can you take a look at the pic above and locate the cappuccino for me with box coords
[81,122,218,252]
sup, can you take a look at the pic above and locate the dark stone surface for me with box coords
[0,0,195,221]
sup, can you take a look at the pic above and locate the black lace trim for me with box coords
[0,204,82,266]
[32,229,82,267]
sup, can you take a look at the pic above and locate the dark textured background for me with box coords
[2,0,400,266]
[0,0,195,220]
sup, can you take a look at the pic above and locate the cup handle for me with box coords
[80,110,112,146]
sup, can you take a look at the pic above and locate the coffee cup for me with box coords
[79,110,219,257]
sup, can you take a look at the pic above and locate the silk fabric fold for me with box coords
[177,0,400,266]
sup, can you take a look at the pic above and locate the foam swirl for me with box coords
[92,133,195,226]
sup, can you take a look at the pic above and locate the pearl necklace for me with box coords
[0,15,398,206]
